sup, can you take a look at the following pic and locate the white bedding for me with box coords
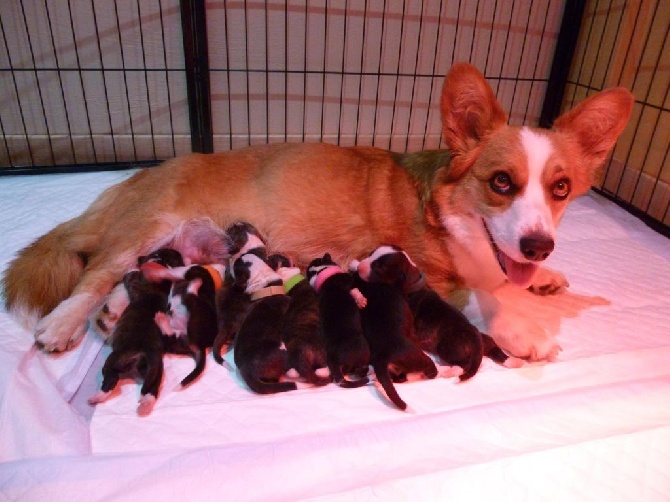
[0,170,669,501]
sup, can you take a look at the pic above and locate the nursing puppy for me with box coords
[3,63,634,362]
[232,252,296,394]
[408,285,524,379]
[89,217,225,339]
[307,253,370,389]
[268,253,329,387]
[352,246,438,410]
[87,273,169,416]
[213,221,267,364]
[152,263,224,387]
[91,248,185,340]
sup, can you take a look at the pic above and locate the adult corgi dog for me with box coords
[2,63,633,360]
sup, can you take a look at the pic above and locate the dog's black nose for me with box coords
[520,234,554,261]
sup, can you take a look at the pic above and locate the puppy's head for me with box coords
[305,253,337,283]
[138,248,185,269]
[436,63,633,287]
[225,221,268,263]
[355,245,424,293]
[231,252,282,294]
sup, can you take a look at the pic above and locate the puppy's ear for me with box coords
[553,88,634,181]
[440,63,507,155]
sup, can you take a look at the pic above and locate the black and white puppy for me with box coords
[213,221,267,364]
[306,253,370,389]
[88,248,185,416]
[352,246,438,411]
[232,252,296,394]
[268,253,329,387]
[91,248,185,339]
[153,263,224,387]
[90,218,225,338]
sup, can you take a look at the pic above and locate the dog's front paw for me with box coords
[528,267,569,295]
[488,306,562,362]
[34,293,95,351]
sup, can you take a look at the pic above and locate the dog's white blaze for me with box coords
[488,128,555,261]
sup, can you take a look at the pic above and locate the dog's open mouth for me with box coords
[483,219,538,288]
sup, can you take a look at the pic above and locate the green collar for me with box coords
[283,274,305,293]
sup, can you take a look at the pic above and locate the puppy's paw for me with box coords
[488,306,561,362]
[90,282,130,339]
[137,394,157,416]
[528,267,569,295]
[88,390,112,405]
[34,296,92,352]
[503,356,525,368]
[350,288,367,308]
[438,365,464,379]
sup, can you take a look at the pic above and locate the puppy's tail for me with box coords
[2,218,91,328]
[245,378,298,395]
[481,333,510,366]
[374,364,407,411]
[452,330,485,382]
[180,347,207,387]
[212,332,229,365]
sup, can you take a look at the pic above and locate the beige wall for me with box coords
[1,0,566,168]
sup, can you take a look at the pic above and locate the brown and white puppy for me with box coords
[306,253,370,389]
[87,262,178,416]
[2,63,634,362]
[268,253,329,387]
[352,246,438,411]
[232,252,296,394]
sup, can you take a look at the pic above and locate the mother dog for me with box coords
[2,63,633,359]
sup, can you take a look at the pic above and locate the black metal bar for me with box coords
[180,0,213,153]
[539,0,587,128]
[0,160,163,177]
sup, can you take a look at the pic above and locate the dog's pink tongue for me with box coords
[501,253,539,288]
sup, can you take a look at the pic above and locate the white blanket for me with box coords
[0,171,669,500]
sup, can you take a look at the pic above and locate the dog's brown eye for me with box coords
[552,178,571,200]
[490,172,514,195]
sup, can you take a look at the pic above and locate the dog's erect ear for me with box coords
[553,88,634,176]
[440,63,507,154]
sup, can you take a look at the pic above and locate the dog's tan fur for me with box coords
[2,63,633,357]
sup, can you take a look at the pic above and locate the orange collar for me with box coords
[202,264,223,291]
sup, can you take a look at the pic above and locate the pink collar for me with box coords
[313,265,343,292]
